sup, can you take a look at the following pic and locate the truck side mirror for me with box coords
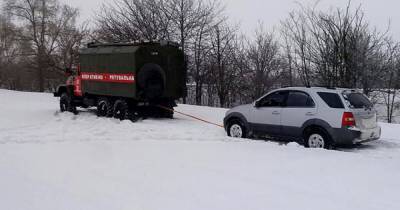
[254,101,260,108]
[65,68,73,76]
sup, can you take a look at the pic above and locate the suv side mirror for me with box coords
[254,101,261,108]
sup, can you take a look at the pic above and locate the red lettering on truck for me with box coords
[80,73,135,84]
[74,76,82,97]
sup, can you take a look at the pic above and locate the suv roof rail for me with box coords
[282,85,337,90]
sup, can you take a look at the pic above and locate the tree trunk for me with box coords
[37,52,45,92]
[195,81,203,105]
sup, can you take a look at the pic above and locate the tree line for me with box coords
[0,0,87,92]
[1,0,400,121]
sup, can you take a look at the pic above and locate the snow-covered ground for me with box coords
[0,89,400,210]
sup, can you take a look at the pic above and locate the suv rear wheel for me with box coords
[304,128,332,149]
[227,119,246,138]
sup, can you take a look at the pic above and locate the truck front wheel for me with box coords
[60,93,77,114]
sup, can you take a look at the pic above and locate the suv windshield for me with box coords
[343,92,372,109]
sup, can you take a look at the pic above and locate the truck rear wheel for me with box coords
[97,98,113,117]
[113,100,129,121]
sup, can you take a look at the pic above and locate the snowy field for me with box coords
[0,89,400,210]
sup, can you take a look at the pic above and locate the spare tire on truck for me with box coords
[137,64,166,100]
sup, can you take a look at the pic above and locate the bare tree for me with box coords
[5,0,81,92]
[96,0,224,105]
[281,9,312,86]
[379,40,400,123]
[229,34,250,105]
[246,24,282,100]
[96,0,171,42]
[0,13,21,89]
[190,19,211,105]
[49,21,88,90]
[166,0,223,104]
[188,2,221,105]
[207,23,238,107]
[165,0,222,54]
[280,1,389,90]
[281,28,295,87]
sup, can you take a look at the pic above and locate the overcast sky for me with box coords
[62,0,400,38]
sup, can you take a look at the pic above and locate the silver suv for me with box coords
[224,87,381,148]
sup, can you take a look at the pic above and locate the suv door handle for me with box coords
[306,112,315,116]
[272,111,280,115]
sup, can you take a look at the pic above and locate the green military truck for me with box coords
[54,41,187,121]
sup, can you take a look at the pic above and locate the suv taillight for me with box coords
[342,112,356,127]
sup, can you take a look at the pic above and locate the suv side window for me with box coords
[317,92,345,109]
[258,91,288,107]
[286,91,315,108]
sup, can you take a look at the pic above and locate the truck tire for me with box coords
[60,93,77,114]
[97,98,113,117]
[113,100,129,121]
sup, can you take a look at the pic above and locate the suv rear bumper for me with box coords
[332,126,381,145]
[353,126,381,144]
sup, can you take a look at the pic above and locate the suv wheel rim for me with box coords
[308,134,325,148]
[230,124,243,138]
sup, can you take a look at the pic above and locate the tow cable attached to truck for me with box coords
[156,105,224,128]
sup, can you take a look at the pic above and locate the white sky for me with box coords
[62,0,400,38]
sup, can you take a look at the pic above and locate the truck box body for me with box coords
[79,42,186,100]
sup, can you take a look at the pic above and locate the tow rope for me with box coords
[156,105,224,128]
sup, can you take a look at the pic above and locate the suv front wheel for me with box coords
[304,128,332,149]
[227,119,247,138]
